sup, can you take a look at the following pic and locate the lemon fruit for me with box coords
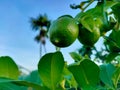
[75,12,101,47]
[49,15,79,47]
[78,24,100,47]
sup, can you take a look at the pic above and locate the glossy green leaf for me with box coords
[76,2,110,35]
[75,10,101,33]
[0,77,48,90]
[0,83,27,90]
[75,12,83,24]
[108,30,120,52]
[38,51,65,90]
[80,12,100,33]
[110,28,120,46]
[105,1,118,10]
[106,53,119,62]
[82,85,97,90]
[100,64,115,88]
[95,2,110,33]
[81,16,94,33]
[96,86,108,90]
[115,55,120,63]
[0,56,19,79]
[68,59,100,89]
[112,3,120,22]
[69,52,82,62]
[63,65,77,89]
[112,67,120,89]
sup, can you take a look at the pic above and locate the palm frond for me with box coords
[30,14,51,31]
[34,34,40,43]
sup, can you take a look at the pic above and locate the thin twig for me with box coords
[82,0,94,12]
[56,47,61,51]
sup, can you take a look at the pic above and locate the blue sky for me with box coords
[0,0,100,70]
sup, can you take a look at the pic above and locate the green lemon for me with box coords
[75,12,101,47]
[49,15,79,47]
[78,24,100,47]
[75,5,111,35]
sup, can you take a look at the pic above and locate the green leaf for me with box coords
[69,52,82,62]
[105,1,118,11]
[82,85,97,90]
[106,53,119,63]
[68,59,100,89]
[19,70,43,85]
[112,3,120,22]
[96,86,107,90]
[95,2,110,33]
[108,30,120,51]
[0,56,19,79]
[115,55,120,63]
[100,64,115,88]
[0,77,49,90]
[75,12,83,24]
[0,83,26,90]
[75,11,101,33]
[112,67,120,89]
[38,51,65,90]
[76,2,110,35]
[80,13,99,33]
[63,65,78,89]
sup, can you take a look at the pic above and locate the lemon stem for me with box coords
[82,0,94,12]
[56,47,61,51]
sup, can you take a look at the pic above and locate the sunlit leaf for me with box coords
[105,1,118,10]
[38,51,65,90]
[115,55,120,63]
[112,67,120,89]
[0,56,19,79]
[69,52,82,62]
[75,2,110,35]
[0,83,26,90]
[63,65,77,89]
[68,59,100,89]
[0,77,48,90]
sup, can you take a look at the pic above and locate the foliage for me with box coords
[0,0,120,90]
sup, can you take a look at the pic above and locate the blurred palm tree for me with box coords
[30,14,51,58]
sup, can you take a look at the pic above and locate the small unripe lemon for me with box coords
[49,15,79,47]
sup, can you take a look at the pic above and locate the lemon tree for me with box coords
[0,0,120,90]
